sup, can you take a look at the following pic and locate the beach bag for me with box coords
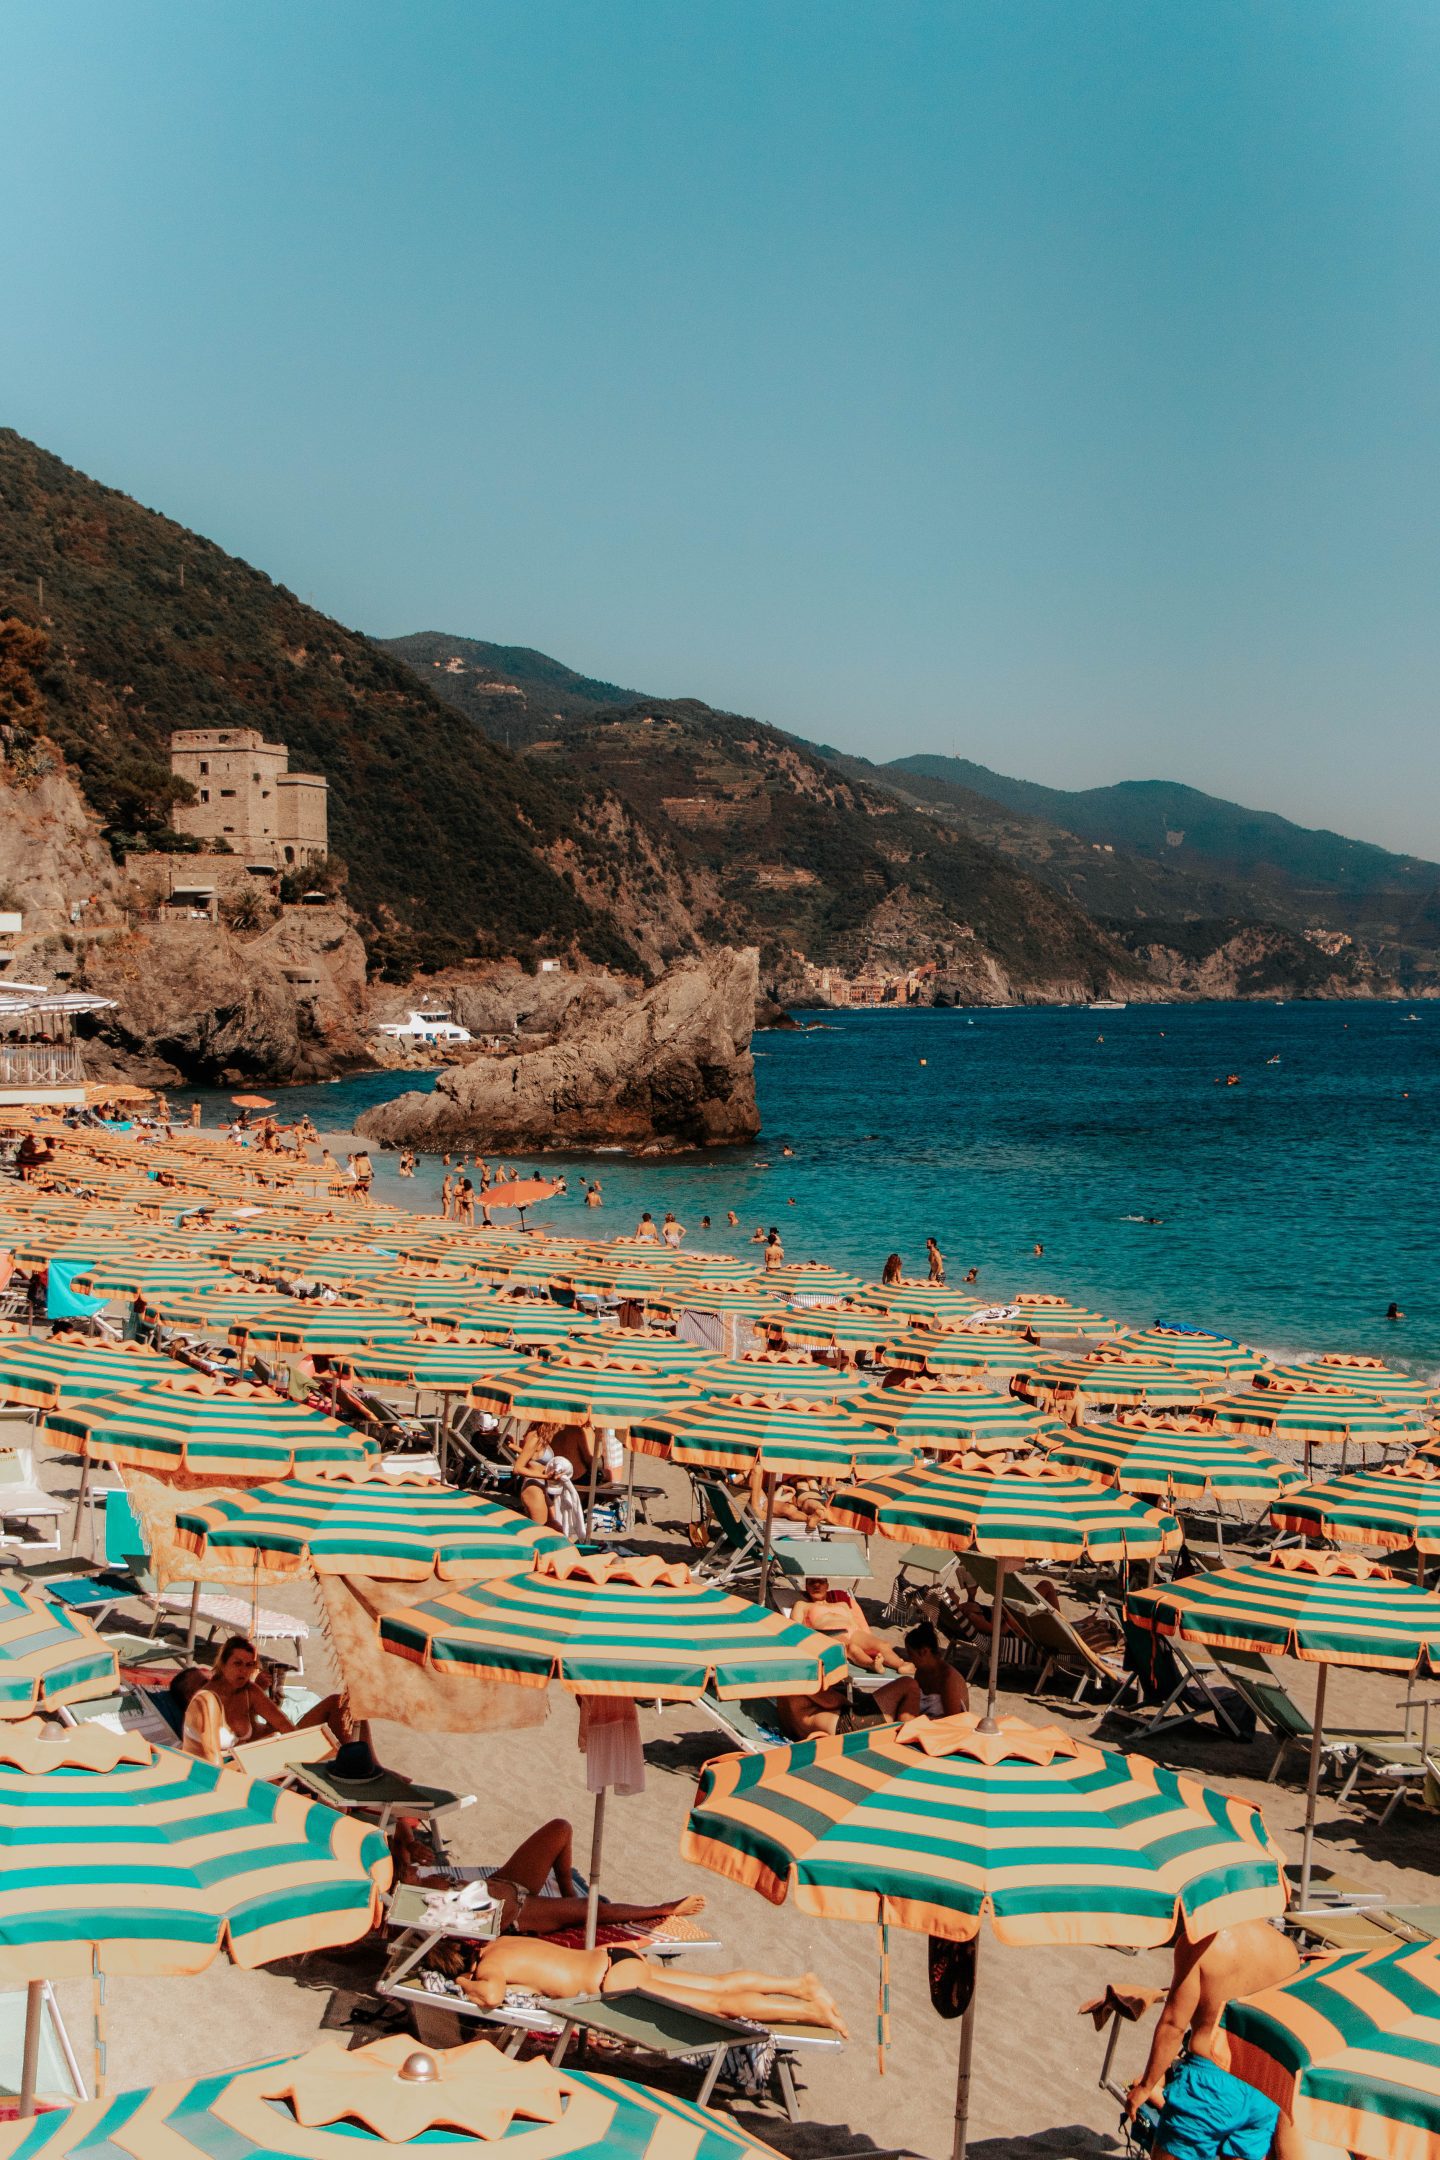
[927,1935,976,2020]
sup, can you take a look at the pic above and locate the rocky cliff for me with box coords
[358,947,761,1154]
[1113,919,1405,1000]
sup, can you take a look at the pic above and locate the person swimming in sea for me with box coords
[1386,1302,1405,1321]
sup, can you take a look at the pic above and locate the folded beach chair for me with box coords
[1211,1647,1423,1810]
[0,1449,64,1555]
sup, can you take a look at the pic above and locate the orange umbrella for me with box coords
[229,1095,275,1111]
[485,1179,561,1209]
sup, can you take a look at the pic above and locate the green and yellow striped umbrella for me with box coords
[1209,1388,1431,1461]
[1008,1295,1116,1337]
[468,1362,692,1432]
[1020,1354,1224,1412]
[1107,1328,1268,1379]
[882,1329,1034,1379]
[747,1265,870,1300]
[557,1326,716,1370]
[856,1382,1066,1456]
[1266,1355,1437,1410]
[0,2030,794,2160]
[834,1459,1180,1715]
[380,1548,848,1700]
[174,1464,566,1581]
[335,1341,534,1391]
[44,1376,375,1477]
[0,1722,390,1980]
[855,1282,988,1323]
[683,1709,1286,1943]
[1223,1939,1440,2160]
[832,1458,1182,1563]
[1127,1549,1440,1902]
[691,1354,879,1401]
[682,1709,1287,2160]
[0,1336,183,1412]
[633,1397,912,1480]
[1127,1549,1440,1674]
[235,1311,422,1352]
[0,1585,118,1722]
[1049,1417,1303,1503]
[1272,1458,1440,1556]
[768,1308,893,1354]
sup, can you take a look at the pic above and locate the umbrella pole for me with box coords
[583,1787,607,1950]
[585,1426,602,1538]
[952,1932,980,2160]
[184,1579,201,1657]
[1297,1662,1329,1910]
[982,1560,1006,1725]
[18,1980,42,2118]
[758,1474,779,1605]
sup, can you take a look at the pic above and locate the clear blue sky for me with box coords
[4,2,1438,853]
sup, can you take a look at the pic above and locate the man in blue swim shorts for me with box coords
[1126,1914,1301,2160]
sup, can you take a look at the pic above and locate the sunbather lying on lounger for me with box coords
[789,1579,912,1674]
[746,1466,833,1526]
[393,1815,706,1938]
[453,1934,850,2037]
[176,1636,374,1769]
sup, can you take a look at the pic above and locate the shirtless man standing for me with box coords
[1125,1914,1301,2160]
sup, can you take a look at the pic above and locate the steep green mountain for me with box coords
[0,431,652,976]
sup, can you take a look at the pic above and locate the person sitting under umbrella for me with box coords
[452,1933,850,2036]
[177,1637,376,1773]
[778,1579,920,1737]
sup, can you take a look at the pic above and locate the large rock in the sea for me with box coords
[359,947,761,1154]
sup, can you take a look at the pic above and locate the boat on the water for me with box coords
[1088,999,1126,1011]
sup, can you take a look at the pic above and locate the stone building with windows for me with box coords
[169,728,328,868]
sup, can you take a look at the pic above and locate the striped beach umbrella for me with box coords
[1020,1354,1224,1414]
[683,1709,1287,2160]
[1108,1328,1268,1379]
[335,1340,534,1391]
[0,2029,794,2160]
[1128,1550,1440,1904]
[382,1549,847,1947]
[468,1362,692,1431]
[749,1265,871,1300]
[0,1585,117,1722]
[634,1396,912,1480]
[768,1308,893,1356]
[855,1282,988,1323]
[556,1326,718,1371]
[1049,1417,1303,1506]
[883,1330,1036,1380]
[1209,1388,1431,1467]
[1008,1294,1117,1338]
[690,1354,879,1400]
[236,1312,422,1352]
[0,1722,390,2111]
[857,1382,1066,1457]
[832,1459,1180,1713]
[1265,1355,1437,1410]
[1223,1939,1440,2160]
[45,1376,375,1477]
[0,1336,183,1412]
[174,1464,566,1581]
[1272,1458,1440,1557]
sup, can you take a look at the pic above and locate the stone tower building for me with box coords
[169,728,328,868]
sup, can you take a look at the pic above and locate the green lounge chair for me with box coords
[690,1477,869,1591]
[1211,1647,1424,1812]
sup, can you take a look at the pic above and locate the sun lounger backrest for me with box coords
[697,1478,749,1550]
[105,1489,151,1575]
[1211,1649,1308,1740]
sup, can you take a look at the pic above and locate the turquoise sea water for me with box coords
[199,1001,1439,1369]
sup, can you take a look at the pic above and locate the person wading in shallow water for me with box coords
[926,1236,945,1283]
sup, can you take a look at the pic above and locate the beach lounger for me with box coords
[1114,1638,1249,1741]
[690,1478,869,1592]
[1211,1648,1422,1802]
[102,1491,310,1669]
[695,1691,788,1754]
[1014,1603,1139,1708]
[881,1544,959,1629]
[0,1450,64,1555]
[290,1764,473,1850]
